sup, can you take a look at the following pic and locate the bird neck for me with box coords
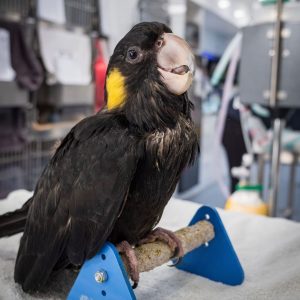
[104,67,193,132]
[122,81,193,132]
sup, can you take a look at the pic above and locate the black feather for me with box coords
[14,113,141,292]
[0,22,199,292]
[0,198,32,237]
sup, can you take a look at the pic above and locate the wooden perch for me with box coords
[120,220,215,274]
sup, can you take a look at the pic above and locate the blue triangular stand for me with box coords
[67,242,136,300]
[176,205,244,285]
[67,206,244,299]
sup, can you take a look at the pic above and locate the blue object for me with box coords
[67,242,136,300]
[201,51,220,62]
[68,206,244,299]
[176,205,244,285]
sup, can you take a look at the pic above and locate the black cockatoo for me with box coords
[0,22,199,292]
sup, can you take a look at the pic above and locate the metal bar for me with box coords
[257,154,265,197]
[269,0,283,108]
[268,0,284,217]
[268,118,284,216]
[283,153,297,219]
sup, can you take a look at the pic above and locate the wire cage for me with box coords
[0,105,61,199]
[0,146,28,198]
[0,0,100,199]
[65,0,99,32]
[0,0,33,20]
[0,139,61,198]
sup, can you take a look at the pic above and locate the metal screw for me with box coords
[95,270,108,283]
[269,49,275,57]
[266,28,291,39]
[282,49,290,57]
[205,214,210,220]
[278,90,288,101]
[281,28,291,39]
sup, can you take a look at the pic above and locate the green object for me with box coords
[251,104,270,118]
[259,0,289,5]
[236,184,263,191]
[211,33,242,86]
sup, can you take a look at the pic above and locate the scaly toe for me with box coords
[116,241,140,288]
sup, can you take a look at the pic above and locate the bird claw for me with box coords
[138,227,184,262]
[116,229,184,288]
[168,256,182,267]
[116,241,139,289]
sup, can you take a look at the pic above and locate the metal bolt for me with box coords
[205,214,210,220]
[282,49,290,57]
[281,28,291,39]
[278,90,288,101]
[267,28,291,39]
[269,49,275,57]
[95,270,108,283]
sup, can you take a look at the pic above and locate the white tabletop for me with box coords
[1,190,300,300]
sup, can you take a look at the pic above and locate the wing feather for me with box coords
[14,113,140,291]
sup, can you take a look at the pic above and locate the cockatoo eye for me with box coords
[126,46,143,64]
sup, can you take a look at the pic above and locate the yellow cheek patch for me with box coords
[106,68,127,110]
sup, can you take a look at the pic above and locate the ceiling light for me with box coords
[218,0,231,9]
[234,9,246,19]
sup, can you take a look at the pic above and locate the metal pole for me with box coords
[257,154,265,197]
[268,119,284,216]
[283,153,297,219]
[268,0,284,217]
[269,0,283,108]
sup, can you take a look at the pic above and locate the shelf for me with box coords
[30,119,82,141]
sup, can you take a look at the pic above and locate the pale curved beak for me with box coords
[157,33,195,95]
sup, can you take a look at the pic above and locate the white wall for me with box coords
[200,9,237,56]
[99,0,237,57]
[201,29,231,56]
[168,0,187,38]
[186,0,203,53]
[99,0,190,53]
[99,0,139,54]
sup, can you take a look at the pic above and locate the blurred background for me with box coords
[0,0,300,220]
